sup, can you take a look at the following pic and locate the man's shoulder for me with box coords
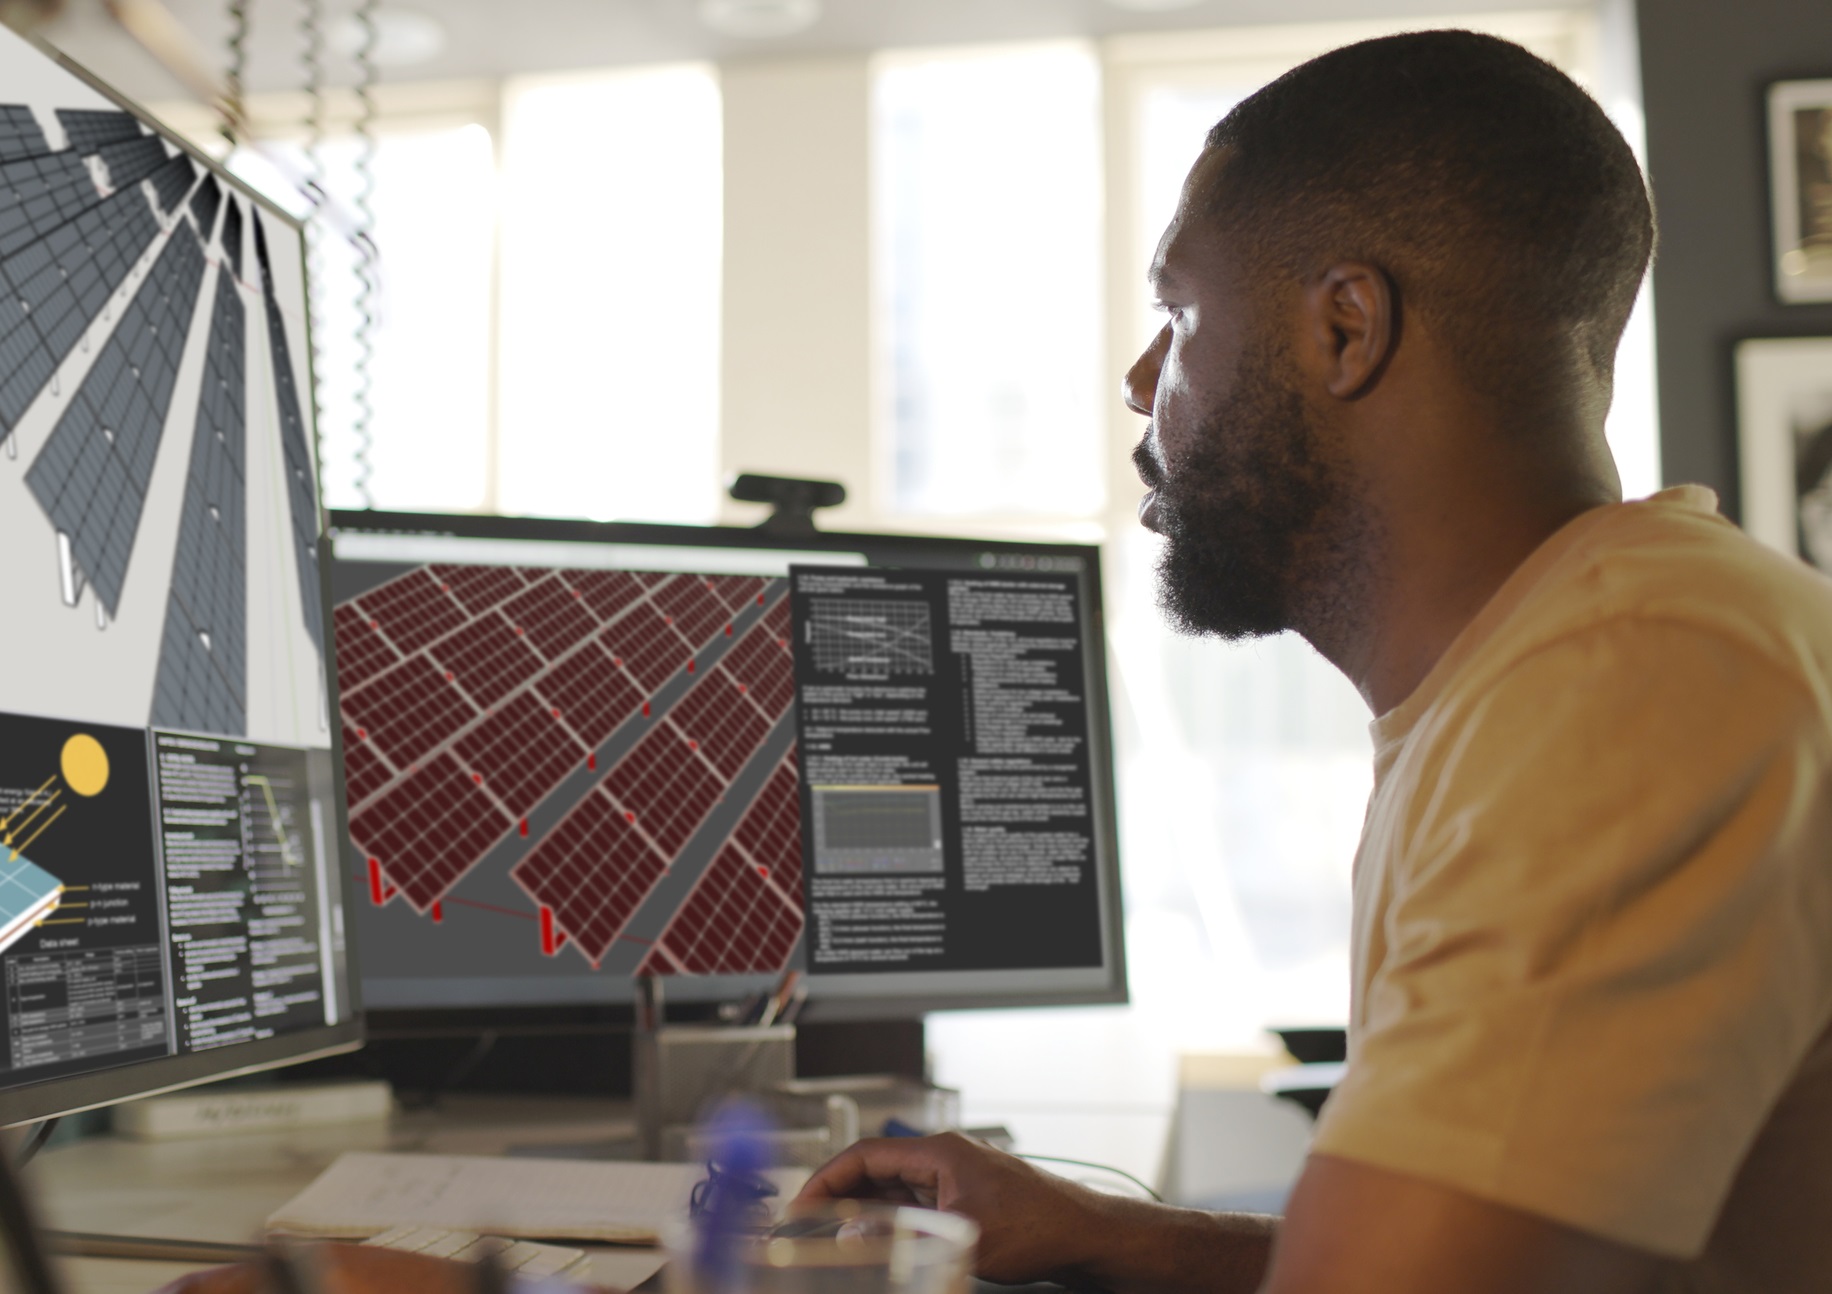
[1491,487,1832,695]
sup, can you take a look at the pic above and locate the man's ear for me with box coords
[1303,262,1397,400]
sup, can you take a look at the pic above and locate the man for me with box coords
[798,29,1832,1294]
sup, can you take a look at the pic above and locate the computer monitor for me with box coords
[0,29,360,1126]
[329,510,1126,1016]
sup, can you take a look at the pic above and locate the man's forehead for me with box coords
[1150,147,1235,292]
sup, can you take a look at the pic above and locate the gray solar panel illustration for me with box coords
[220,197,242,279]
[148,154,195,219]
[0,183,161,431]
[151,268,247,734]
[55,109,140,154]
[94,135,165,191]
[24,227,207,616]
[189,175,219,242]
[0,149,102,258]
[0,105,49,162]
[253,213,325,661]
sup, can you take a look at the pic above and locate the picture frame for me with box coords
[1768,79,1832,304]
[1736,336,1832,571]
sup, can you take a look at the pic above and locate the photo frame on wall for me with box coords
[1769,79,1832,304]
[1737,337,1832,571]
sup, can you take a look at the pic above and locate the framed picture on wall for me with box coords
[1769,79,1832,304]
[1737,337,1832,570]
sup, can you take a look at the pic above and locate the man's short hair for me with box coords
[1205,31,1654,405]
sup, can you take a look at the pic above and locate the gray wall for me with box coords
[1638,0,1832,515]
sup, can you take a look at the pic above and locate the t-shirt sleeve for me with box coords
[1310,619,1832,1257]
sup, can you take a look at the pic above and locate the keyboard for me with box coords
[362,1224,590,1279]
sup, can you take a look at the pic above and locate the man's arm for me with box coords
[798,1135,1667,1294]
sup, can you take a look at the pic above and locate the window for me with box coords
[496,67,723,524]
[307,125,496,513]
[873,45,1104,519]
[180,67,724,523]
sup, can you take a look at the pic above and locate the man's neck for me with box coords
[1304,471,1619,718]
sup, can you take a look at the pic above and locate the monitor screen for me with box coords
[330,512,1126,1015]
[0,30,359,1125]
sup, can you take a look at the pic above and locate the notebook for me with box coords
[266,1152,807,1244]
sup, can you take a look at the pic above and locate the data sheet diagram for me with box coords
[789,567,1105,974]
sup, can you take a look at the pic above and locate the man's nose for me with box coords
[1122,325,1170,418]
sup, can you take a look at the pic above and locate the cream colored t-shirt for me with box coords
[1310,485,1832,1290]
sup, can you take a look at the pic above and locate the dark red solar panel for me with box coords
[669,670,772,780]
[568,569,646,622]
[333,565,807,967]
[332,602,400,692]
[351,752,509,910]
[342,725,395,808]
[603,721,725,857]
[510,790,669,963]
[651,575,729,648]
[640,842,802,975]
[601,603,692,693]
[427,613,545,708]
[453,692,586,818]
[734,759,804,894]
[433,563,529,616]
[710,575,767,611]
[720,618,796,718]
[501,574,601,660]
[533,642,644,748]
[341,655,477,767]
[354,567,468,654]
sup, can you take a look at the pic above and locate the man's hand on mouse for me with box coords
[796,1131,1115,1285]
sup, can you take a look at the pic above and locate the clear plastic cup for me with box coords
[664,1201,977,1294]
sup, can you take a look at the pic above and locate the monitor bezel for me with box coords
[0,39,365,1127]
[328,507,1129,1021]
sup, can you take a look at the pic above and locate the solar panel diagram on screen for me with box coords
[0,89,328,750]
[337,568,805,973]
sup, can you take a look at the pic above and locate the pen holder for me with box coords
[634,1023,796,1160]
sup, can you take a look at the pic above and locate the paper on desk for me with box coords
[265,1152,707,1243]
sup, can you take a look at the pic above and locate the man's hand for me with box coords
[798,1132,1273,1292]
[152,1243,621,1294]
[798,1132,1116,1284]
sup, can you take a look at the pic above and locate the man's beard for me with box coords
[1135,338,1359,641]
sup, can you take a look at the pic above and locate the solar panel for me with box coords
[341,556,801,963]
[94,135,164,190]
[220,196,242,278]
[188,174,220,241]
[0,853,63,960]
[24,227,207,615]
[0,183,161,431]
[148,154,195,218]
[252,213,326,665]
[54,108,140,154]
[0,105,49,163]
[150,268,247,734]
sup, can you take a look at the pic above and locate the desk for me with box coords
[24,1096,671,1294]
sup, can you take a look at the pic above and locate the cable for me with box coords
[11,1119,58,1170]
[350,0,379,508]
[1017,1153,1162,1203]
